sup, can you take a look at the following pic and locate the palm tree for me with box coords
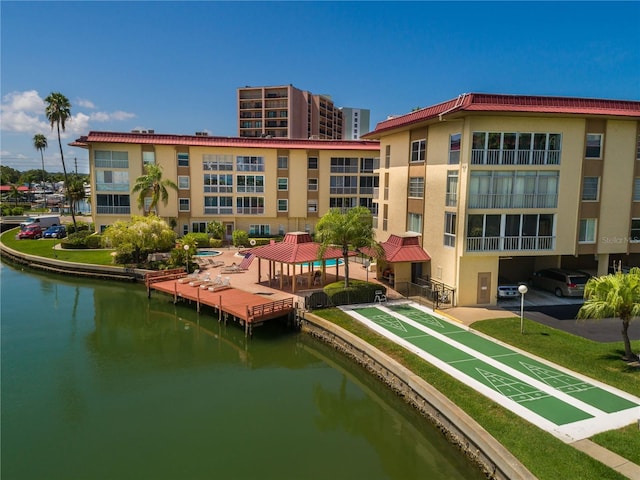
[66,176,86,219]
[577,269,640,361]
[131,163,178,216]
[315,206,383,288]
[33,133,48,190]
[44,92,77,231]
[8,184,21,208]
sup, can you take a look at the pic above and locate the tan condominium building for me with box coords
[238,85,343,140]
[73,131,380,239]
[363,93,640,306]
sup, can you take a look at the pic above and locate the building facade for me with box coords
[237,85,343,140]
[340,107,371,140]
[363,93,640,306]
[74,132,379,239]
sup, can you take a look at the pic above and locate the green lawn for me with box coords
[315,308,638,480]
[1,228,114,265]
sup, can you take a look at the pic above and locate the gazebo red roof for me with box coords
[249,232,350,264]
[364,233,430,263]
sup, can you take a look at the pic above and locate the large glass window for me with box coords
[203,154,233,171]
[446,171,458,206]
[94,150,129,169]
[204,196,233,214]
[95,170,129,192]
[330,157,358,173]
[360,157,379,173]
[384,145,391,169]
[96,194,130,214]
[410,139,426,162]
[236,175,264,193]
[330,176,358,194]
[204,174,233,193]
[236,196,264,214]
[236,156,264,172]
[586,134,603,159]
[249,224,270,236]
[579,219,597,243]
[468,170,558,208]
[407,213,422,234]
[471,132,561,165]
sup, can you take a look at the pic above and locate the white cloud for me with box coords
[1,90,44,114]
[76,98,96,109]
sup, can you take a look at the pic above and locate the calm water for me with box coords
[0,261,484,480]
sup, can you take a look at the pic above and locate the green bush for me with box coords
[85,234,103,249]
[232,229,248,247]
[209,238,223,248]
[66,221,93,234]
[112,243,135,264]
[324,280,385,305]
[183,232,209,248]
[60,230,93,249]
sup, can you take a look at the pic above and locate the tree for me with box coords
[45,92,77,231]
[577,269,640,361]
[66,176,86,217]
[131,164,178,216]
[102,215,177,265]
[8,184,22,207]
[207,220,225,240]
[315,206,383,288]
[33,133,48,188]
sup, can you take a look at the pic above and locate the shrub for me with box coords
[232,229,248,247]
[183,232,209,248]
[60,230,93,249]
[66,221,93,234]
[324,280,385,306]
[209,238,223,248]
[85,234,103,249]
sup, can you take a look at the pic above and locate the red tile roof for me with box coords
[74,132,380,151]
[364,93,640,138]
[0,185,30,192]
[362,233,431,263]
[248,232,351,264]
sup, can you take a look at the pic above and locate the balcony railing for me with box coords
[96,206,131,215]
[471,149,561,165]
[95,159,129,169]
[95,183,129,192]
[236,207,265,215]
[204,207,233,215]
[466,235,555,252]
[468,193,558,209]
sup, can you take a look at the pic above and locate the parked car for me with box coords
[43,225,67,239]
[497,278,528,299]
[530,268,590,297]
[18,224,43,239]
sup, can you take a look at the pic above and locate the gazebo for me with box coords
[248,232,353,293]
[363,233,431,288]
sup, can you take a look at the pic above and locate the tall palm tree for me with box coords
[8,184,21,208]
[66,176,86,218]
[316,206,383,288]
[131,163,178,216]
[44,92,77,231]
[577,269,640,361]
[33,133,48,189]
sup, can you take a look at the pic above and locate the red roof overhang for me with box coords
[362,233,431,263]
[248,232,354,264]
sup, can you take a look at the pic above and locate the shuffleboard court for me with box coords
[342,302,640,441]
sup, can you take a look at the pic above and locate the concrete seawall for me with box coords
[300,312,536,480]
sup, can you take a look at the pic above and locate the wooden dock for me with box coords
[146,270,296,336]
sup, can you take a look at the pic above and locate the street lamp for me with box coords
[518,284,528,334]
[364,257,372,283]
[183,244,190,274]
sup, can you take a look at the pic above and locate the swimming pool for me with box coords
[194,250,222,257]
[298,259,345,268]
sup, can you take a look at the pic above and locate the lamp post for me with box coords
[184,244,190,274]
[518,284,528,334]
[364,257,372,283]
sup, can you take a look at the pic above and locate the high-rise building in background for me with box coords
[340,107,370,140]
[238,85,363,140]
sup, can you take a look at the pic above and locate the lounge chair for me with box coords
[208,276,231,292]
[177,269,201,283]
[199,275,222,289]
[222,263,243,274]
[189,273,211,287]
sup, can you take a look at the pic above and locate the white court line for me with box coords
[340,303,640,442]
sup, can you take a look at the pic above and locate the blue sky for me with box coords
[1,1,639,175]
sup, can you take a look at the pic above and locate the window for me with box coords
[236,175,264,193]
[95,170,129,192]
[308,157,318,169]
[94,150,128,168]
[471,132,561,165]
[631,219,640,242]
[330,157,358,173]
[277,177,288,191]
[468,170,558,208]
[203,154,233,171]
[178,176,190,190]
[236,196,264,214]
[444,212,456,247]
[96,194,130,214]
[449,133,461,164]
[308,200,318,212]
[277,156,288,169]
[384,145,391,169]
[446,171,458,206]
[204,174,233,193]
[359,176,378,194]
[308,178,318,191]
[329,197,357,210]
[277,199,288,212]
[236,156,264,172]
[634,178,640,202]
[204,196,233,214]
[142,151,155,165]
[249,224,270,235]
[636,135,640,160]
[360,157,378,173]
[191,222,207,233]
[179,198,190,212]
[330,176,358,194]
[586,134,603,159]
[579,219,597,243]
[177,153,189,167]
[408,177,424,198]
[407,213,422,234]
[410,139,426,162]
[466,213,555,251]
[582,177,599,201]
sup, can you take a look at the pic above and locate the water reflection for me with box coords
[1,261,484,480]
